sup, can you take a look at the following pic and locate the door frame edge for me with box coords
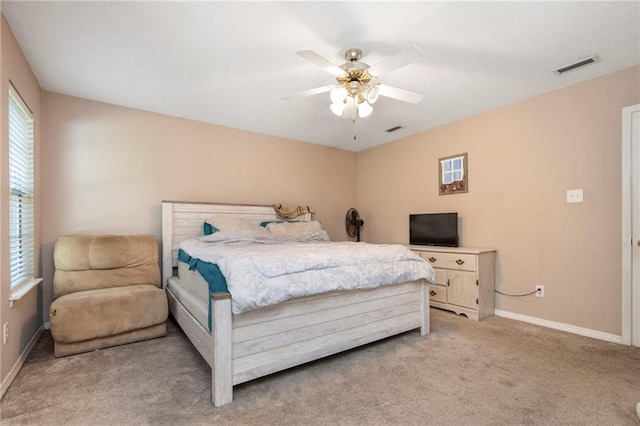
[622,104,640,346]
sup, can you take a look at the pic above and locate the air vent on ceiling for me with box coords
[554,55,600,75]
[386,126,403,133]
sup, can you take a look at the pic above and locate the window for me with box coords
[8,85,35,289]
[441,155,464,184]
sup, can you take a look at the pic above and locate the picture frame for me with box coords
[438,152,468,195]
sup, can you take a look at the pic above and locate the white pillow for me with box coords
[206,217,269,234]
[266,220,322,236]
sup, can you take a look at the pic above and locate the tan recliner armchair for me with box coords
[49,234,168,357]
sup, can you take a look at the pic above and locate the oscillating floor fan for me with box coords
[345,208,364,242]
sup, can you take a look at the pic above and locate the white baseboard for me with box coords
[0,323,45,400]
[494,309,622,344]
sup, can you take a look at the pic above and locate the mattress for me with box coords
[177,260,210,304]
[180,232,436,315]
[167,266,208,329]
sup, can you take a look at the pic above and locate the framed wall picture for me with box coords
[439,153,468,195]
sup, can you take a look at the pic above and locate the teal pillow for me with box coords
[260,220,283,227]
[203,221,220,235]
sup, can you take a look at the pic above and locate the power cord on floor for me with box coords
[494,289,538,297]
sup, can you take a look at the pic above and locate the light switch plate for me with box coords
[566,189,583,203]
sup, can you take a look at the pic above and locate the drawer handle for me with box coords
[429,290,437,296]
[456,259,465,265]
[428,257,437,263]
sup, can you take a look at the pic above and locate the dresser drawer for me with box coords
[420,252,446,268]
[446,253,476,271]
[428,285,446,303]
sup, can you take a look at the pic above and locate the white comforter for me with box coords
[180,230,436,314]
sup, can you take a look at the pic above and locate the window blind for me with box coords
[8,85,35,289]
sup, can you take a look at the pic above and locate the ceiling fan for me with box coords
[282,46,426,125]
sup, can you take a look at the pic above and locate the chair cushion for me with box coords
[53,234,161,298]
[50,285,168,344]
[54,266,161,299]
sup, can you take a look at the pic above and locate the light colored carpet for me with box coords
[1,308,639,425]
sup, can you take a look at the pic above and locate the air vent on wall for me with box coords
[554,55,600,75]
[386,126,403,133]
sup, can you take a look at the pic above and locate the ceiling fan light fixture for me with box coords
[336,96,356,120]
[347,80,361,96]
[364,85,380,104]
[357,101,373,118]
[330,102,346,116]
[344,95,355,107]
[330,86,348,104]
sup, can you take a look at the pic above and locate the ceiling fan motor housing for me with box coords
[344,48,363,62]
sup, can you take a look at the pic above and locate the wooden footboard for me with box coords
[167,278,429,407]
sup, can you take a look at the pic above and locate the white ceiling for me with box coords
[2,1,639,152]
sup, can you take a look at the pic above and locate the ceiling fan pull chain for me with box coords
[353,117,357,140]
[351,97,357,121]
[352,97,357,140]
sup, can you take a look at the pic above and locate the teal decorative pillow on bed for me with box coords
[260,221,283,227]
[203,221,219,235]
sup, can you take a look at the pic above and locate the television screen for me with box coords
[410,213,458,247]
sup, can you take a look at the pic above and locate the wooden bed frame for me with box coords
[161,201,429,407]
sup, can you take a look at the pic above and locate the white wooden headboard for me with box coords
[161,201,311,288]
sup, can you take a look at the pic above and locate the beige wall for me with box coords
[356,66,640,336]
[41,92,356,322]
[0,14,42,387]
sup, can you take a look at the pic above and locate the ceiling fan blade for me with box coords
[367,46,425,78]
[296,50,345,77]
[281,85,333,101]
[378,84,424,104]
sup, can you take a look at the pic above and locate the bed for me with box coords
[161,201,434,407]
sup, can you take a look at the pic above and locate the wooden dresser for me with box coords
[408,246,496,321]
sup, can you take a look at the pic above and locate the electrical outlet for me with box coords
[566,189,584,203]
[3,322,8,344]
[535,285,545,298]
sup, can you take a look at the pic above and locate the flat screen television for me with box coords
[410,213,459,247]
